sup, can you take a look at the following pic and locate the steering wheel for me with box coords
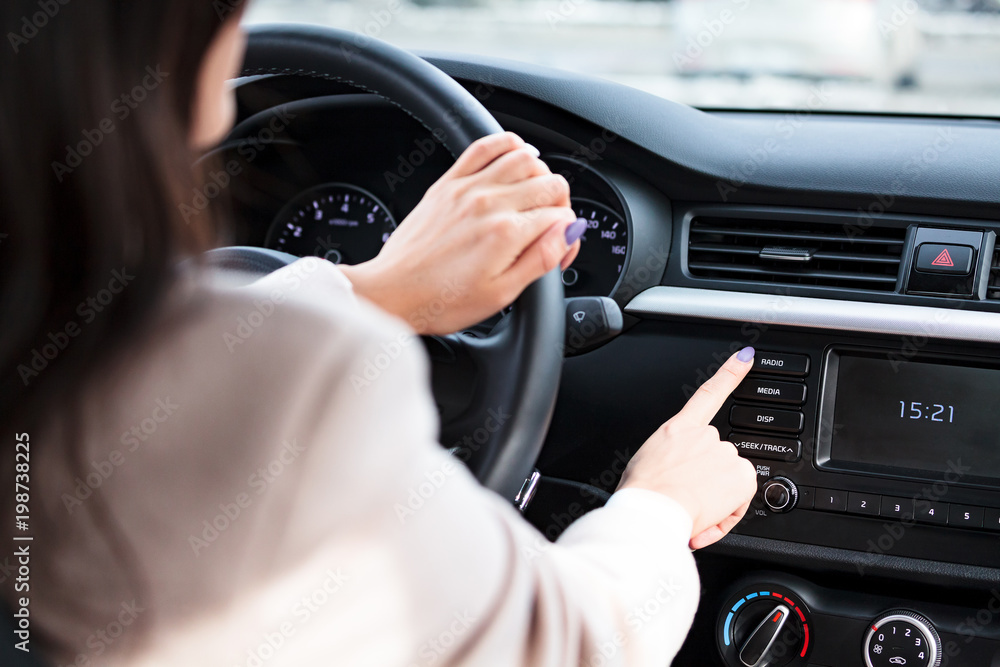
[208,25,564,501]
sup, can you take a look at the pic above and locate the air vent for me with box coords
[988,247,1000,300]
[688,216,906,292]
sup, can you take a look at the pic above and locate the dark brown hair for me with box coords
[0,0,244,654]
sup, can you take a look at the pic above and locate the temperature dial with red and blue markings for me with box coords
[718,584,813,667]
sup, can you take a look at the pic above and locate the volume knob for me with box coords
[762,477,798,513]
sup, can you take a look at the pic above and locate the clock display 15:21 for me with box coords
[899,401,955,423]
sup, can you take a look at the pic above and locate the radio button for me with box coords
[752,351,810,377]
[733,378,807,406]
[984,508,1000,532]
[915,501,950,525]
[728,432,801,462]
[815,488,848,512]
[847,492,881,516]
[948,504,984,529]
[729,406,804,434]
[880,496,915,519]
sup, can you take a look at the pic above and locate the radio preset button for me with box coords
[915,501,950,525]
[729,406,804,434]
[847,492,881,516]
[815,488,848,512]
[733,378,807,405]
[984,508,1000,532]
[728,432,801,462]
[879,496,915,519]
[948,504,984,529]
[752,351,810,377]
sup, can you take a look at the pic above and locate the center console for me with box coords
[718,341,1000,569]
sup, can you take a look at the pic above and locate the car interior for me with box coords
[9,3,1000,666]
[195,20,1000,665]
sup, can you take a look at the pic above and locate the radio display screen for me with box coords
[824,351,1000,484]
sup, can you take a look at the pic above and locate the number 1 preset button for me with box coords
[815,488,848,512]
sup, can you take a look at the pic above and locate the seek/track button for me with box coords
[728,432,801,462]
[729,405,804,435]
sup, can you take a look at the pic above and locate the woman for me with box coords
[0,2,757,665]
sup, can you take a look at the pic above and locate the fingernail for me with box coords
[565,218,587,246]
[525,143,540,158]
[737,346,755,363]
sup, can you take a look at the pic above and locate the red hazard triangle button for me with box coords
[916,243,973,275]
[931,248,954,267]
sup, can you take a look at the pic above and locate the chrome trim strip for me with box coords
[625,287,1000,344]
[514,470,541,513]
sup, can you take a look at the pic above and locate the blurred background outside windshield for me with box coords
[245,0,1000,117]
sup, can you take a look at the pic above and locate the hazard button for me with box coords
[915,243,973,275]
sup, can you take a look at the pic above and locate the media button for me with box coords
[948,504,984,529]
[847,492,881,516]
[729,406,804,435]
[728,432,801,462]
[984,508,1000,532]
[753,351,810,377]
[880,496,915,519]
[815,488,848,512]
[914,500,949,525]
[733,378,807,406]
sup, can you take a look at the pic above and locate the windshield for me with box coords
[245,0,1000,118]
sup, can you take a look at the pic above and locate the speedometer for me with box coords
[562,198,628,298]
[265,183,396,264]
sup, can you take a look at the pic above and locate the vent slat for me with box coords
[688,216,905,292]
[689,227,902,245]
[688,263,898,284]
[988,249,1000,300]
[688,243,901,265]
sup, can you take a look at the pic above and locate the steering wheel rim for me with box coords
[215,25,564,500]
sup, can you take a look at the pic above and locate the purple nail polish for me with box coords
[737,346,755,363]
[565,218,587,246]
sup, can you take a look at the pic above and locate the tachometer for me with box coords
[265,183,396,264]
[562,198,628,298]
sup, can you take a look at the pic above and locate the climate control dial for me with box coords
[863,610,941,667]
[718,583,812,666]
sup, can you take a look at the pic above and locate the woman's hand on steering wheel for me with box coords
[340,132,583,335]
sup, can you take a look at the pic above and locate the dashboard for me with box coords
[213,93,665,308]
[225,57,1000,667]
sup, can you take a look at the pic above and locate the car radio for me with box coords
[717,346,1000,567]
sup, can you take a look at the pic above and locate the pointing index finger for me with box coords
[676,347,755,426]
